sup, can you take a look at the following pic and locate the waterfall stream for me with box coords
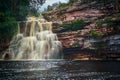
[3,17,62,60]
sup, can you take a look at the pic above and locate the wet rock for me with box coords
[2,52,14,60]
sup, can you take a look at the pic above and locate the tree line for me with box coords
[0,0,45,50]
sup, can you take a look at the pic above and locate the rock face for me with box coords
[43,1,105,49]
[43,1,120,54]
[2,52,14,60]
[42,1,104,22]
[0,38,11,52]
[61,9,103,21]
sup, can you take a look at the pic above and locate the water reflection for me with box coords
[0,60,120,80]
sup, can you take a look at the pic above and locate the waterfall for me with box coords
[3,17,62,60]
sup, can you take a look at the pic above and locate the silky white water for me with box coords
[3,17,62,60]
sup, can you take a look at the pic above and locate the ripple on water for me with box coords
[0,60,120,80]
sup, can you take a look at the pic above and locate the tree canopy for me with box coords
[0,0,45,41]
[0,0,46,21]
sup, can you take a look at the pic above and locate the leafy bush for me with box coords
[58,0,75,8]
[114,13,120,20]
[0,15,17,40]
[59,3,69,8]
[62,23,71,30]
[107,22,117,28]
[96,16,112,27]
[104,16,112,23]
[96,16,120,30]
[90,30,103,38]
[96,19,104,27]
[72,19,85,30]
[62,19,85,30]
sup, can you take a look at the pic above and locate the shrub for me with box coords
[96,16,112,27]
[114,13,120,20]
[72,19,85,30]
[59,3,69,8]
[104,16,112,23]
[62,19,85,30]
[96,16,120,33]
[107,22,117,28]
[90,30,103,38]
[62,23,72,30]
[0,15,17,40]
[96,19,104,27]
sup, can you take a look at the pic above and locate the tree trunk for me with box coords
[114,0,120,12]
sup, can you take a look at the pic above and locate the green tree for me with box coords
[0,0,46,20]
[0,0,45,49]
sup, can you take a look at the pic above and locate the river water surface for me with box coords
[0,60,120,80]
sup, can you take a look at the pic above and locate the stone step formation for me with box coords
[3,17,63,60]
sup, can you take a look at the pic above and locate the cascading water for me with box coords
[3,17,62,60]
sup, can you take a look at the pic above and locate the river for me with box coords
[0,60,120,80]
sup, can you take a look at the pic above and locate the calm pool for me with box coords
[0,60,120,80]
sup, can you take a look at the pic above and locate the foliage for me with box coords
[47,0,81,10]
[59,3,69,8]
[96,16,112,27]
[29,0,46,15]
[46,0,120,12]
[58,0,80,8]
[107,22,117,28]
[72,19,85,30]
[72,43,80,47]
[82,0,120,11]
[96,15,120,26]
[47,2,69,10]
[90,30,103,38]
[0,15,17,40]
[114,13,120,20]
[92,41,108,49]
[0,0,45,20]
[104,17,112,23]
[96,19,104,27]
[62,19,85,30]
[47,5,53,10]
[0,0,45,41]
[61,23,71,30]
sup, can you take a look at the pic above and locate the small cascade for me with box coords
[4,17,62,60]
